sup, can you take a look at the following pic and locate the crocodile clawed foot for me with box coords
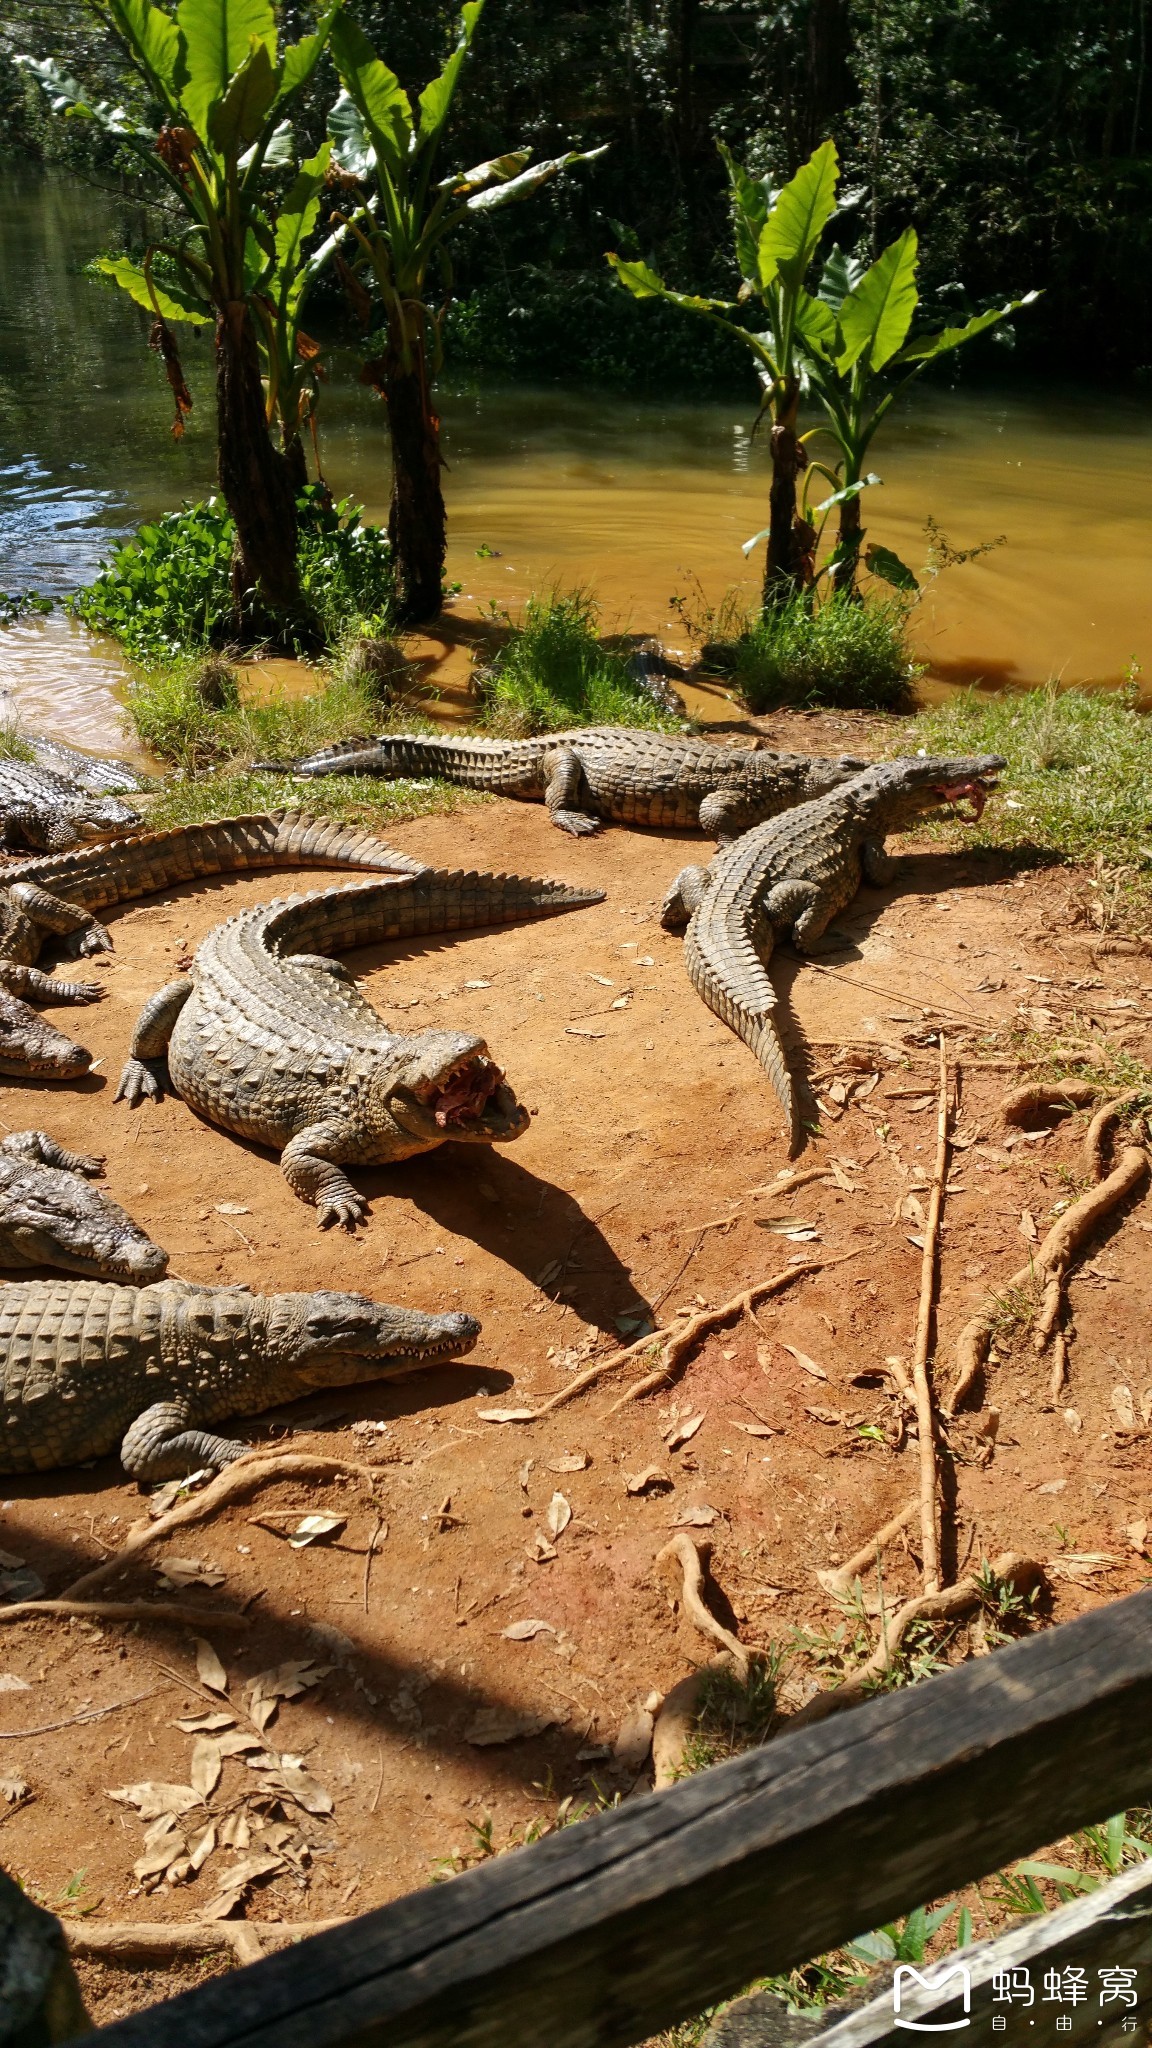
[67,981,106,1005]
[318,1195,369,1231]
[114,1057,169,1106]
[69,925,113,958]
[551,810,601,837]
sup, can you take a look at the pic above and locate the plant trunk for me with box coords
[283,431,309,493]
[763,378,812,607]
[215,301,307,638]
[830,490,865,600]
[384,324,445,626]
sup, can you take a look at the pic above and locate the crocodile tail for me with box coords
[4,812,427,913]
[268,867,605,956]
[291,735,451,778]
[683,905,802,1153]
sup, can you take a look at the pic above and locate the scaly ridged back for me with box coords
[683,896,799,1149]
[2,812,427,915]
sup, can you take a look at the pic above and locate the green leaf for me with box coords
[719,141,773,285]
[418,0,483,143]
[758,138,838,291]
[90,253,212,322]
[1014,1860,1098,1891]
[845,1929,897,1965]
[606,251,729,314]
[273,142,330,281]
[813,474,880,514]
[14,55,144,134]
[328,90,373,179]
[441,150,529,196]
[864,543,919,591]
[104,0,182,93]
[207,37,278,154]
[818,243,864,312]
[175,0,276,143]
[240,115,291,169]
[956,1908,973,1948]
[793,286,837,356]
[277,3,338,106]
[463,144,607,213]
[741,524,772,558]
[837,228,919,374]
[330,15,413,178]
[897,291,1040,365]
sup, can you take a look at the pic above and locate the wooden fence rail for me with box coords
[84,1585,1152,2048]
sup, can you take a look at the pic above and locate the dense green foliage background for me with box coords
[3,0,1149,386]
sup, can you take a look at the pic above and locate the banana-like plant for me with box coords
[609,140,843,603]
[799,233,1038,597]
[327,0,606,623]
[18,0,338,635]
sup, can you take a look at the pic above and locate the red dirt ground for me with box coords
[0,707,1148,2027]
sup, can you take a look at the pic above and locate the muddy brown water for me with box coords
[3,166,1152,755]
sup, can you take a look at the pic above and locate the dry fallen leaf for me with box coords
[624,1467,672,1495]
[731,1420,775,1439]
[199,1853,285,1919]
[156,1556,226,1589]
[189,1737,222,1800]
[188,1822,217,1873]
[613,1706,654,1772]
[1018,1210,1039,1243]
[1112,1385,1137,1430]
[108,1781,203,1821]
[526,1532,558,1563]
[174,1711,235,1734]
[278,1763,334,1815]
[663,1412,705,1451]
[464,1706,562,1746]
[193,1639,229,1695]
[0,1775,29,1804]
[779,1343,828,1381]
[546,1493,572,1539]
[0,1674,30,1693]
[670,1504,717,1529]
[214,1203,250,1216]
[501,1619,557,1641]
[286,1514,346,1549]
[805,1406,844,1426]
[478,1408,537,1425]
[1063,1408,1083,1435]
[518,1459,534,1492]
[547,1453,590,1473]
[1126,1519,1149,1555]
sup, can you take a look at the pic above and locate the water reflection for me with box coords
[1,164,1151,756]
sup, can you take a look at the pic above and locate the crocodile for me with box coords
[263,728,870,839]
[18,731,152,795]
[0,757,142,852]
[0,1130,168,1282]
[0,812,429,1079]
[0,1278,480,1476]
[661,755,1006,1152]
[116,864,603,1227]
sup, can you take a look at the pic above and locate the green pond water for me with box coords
[2,164,1152,754]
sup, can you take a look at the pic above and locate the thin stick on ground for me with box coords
[605,1250,865,1414]
[363,1513,385,1613]
[0,1599,250,1629]
[0,1687,160,1738]
[52,1453,385,1606]
[909,1034,949,1595]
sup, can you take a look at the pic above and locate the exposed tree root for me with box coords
[1001,1080,1098,1125]
[66,1918,349,1967]
[0,1599,250,1629]
[1082,1093,1142,1180]
[946,1136,1148,1412]
[651,1536,747,1790]
[57,1454,385,1606]
[790,1553,1045,1729]
[816,1499,919,1598]
[601,1251,864,1415]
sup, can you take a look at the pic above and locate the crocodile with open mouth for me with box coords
[263,728,870,839]
[0,812,430,1080]
[660,755,1006,1152]
[0,1278,480,1477]
[115,864,602,1227]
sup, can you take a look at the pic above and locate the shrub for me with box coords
[477,588,685,736]
[70,489,394,659]
[730,591,919,714]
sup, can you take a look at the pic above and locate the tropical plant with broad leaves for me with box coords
[798,232,1037,596]
[609,139,846,602]
[18,0,339,639]
[326,0,606,622]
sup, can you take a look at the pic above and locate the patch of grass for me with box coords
[127,659,391,775]
[729,590,919,713]
[1005,1024,1152,1113]
[0,722,37,762]
[144,767,478,834]
[909,683,1152,926]
[70,490,395,660]
[674,1655,783,1777]
[476,588,686,736]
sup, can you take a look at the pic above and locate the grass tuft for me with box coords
[476,588,686,736]
[730,590,919,713]
[127,660,392,776]
[909,684,1152,925]
[144,767,479,834]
